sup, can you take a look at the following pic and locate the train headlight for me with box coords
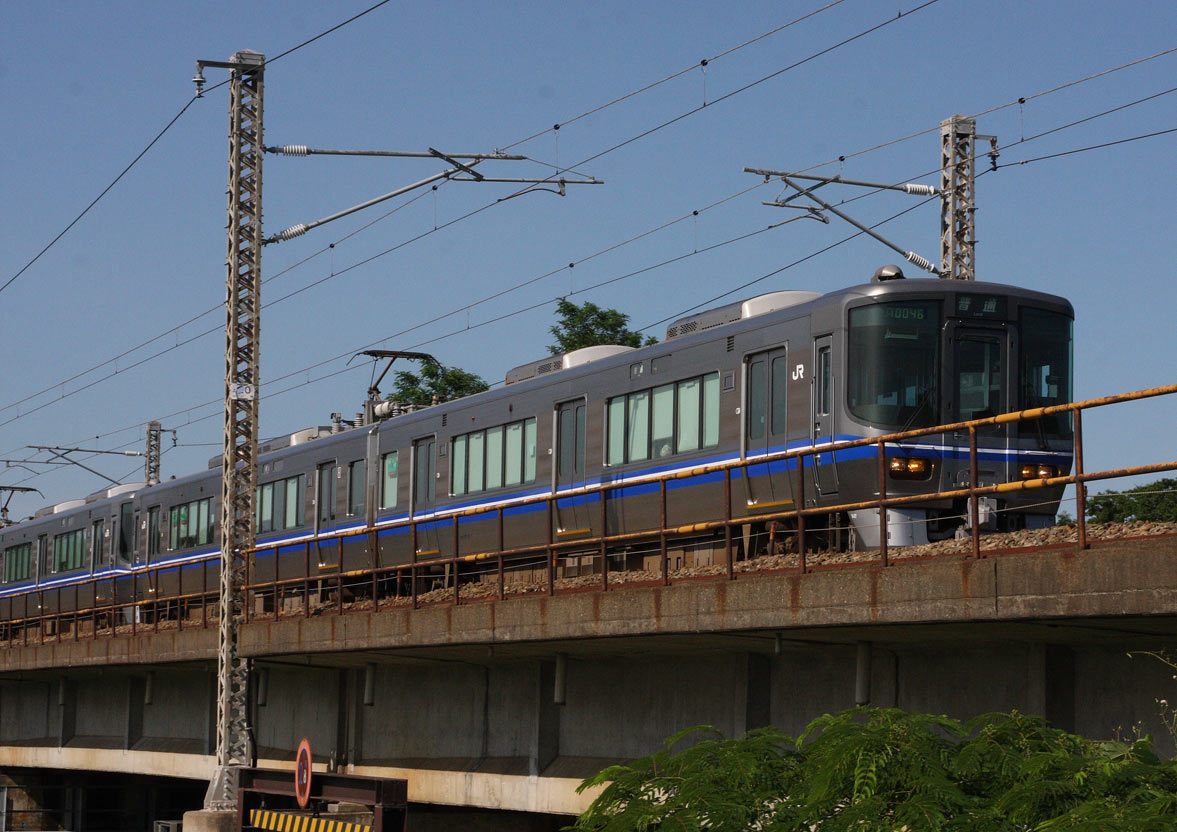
[888,456,929,479]
[1020,463,1057,480]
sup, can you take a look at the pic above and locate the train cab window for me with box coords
[348,460,366,517]
[847,301,941,429]
[608,372,719,465]
[91,519,105,568]
[147,506,161,558]
[317,463,337,527]
[1019,307,1073,439]
[4,542,32,583]
[956,335,1002,420]
[380,452,399,509]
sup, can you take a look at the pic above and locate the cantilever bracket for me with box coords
[428,147,484,181]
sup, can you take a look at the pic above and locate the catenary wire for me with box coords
[0,0,397,299]
[0,0,939,428]
[3,76,1171,473]
[4,40,1171,476]
[0,4,852,417]
[7,6,1162,421]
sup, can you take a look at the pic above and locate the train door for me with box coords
[811,335,839,495]
[412,436,439,556]
[743,347,794,509]
[315,461,337,534]
[946,322,1012,481]
[554,399,589,538]
[90,519,105,574]
[118,501,137,565]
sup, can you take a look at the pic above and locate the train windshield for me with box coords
[847,300,941,429]
[1019,307,1073,439]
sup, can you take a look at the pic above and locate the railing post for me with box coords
[497,506,505,601]
[337,536,345,614]
[796,454,807,572]
[877,440,889,567]
[370,530,379,611]
[969,426,980,558]
[660,480,669,586]
[725,469,734,580]
[546,499,555,596]
[1074,408,1088,550]
[601,485,609,592]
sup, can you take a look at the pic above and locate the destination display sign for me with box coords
[954,294,1008,319]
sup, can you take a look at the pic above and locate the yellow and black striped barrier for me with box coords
[248,808,371,832]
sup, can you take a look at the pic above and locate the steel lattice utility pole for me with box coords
[145,421,162,486]
[939,114,976,280]
[939,114,995,281]
[194,49,264,812]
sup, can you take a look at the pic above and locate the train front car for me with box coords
[835,275,1074,548]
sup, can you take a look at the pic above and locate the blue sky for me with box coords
[1,0,1174,519]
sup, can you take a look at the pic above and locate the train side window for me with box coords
[147,506,161,558]
[607,398,625,465]
[37,535,48,579]
[608,372,720,465]
[651,385,674,459]
[627,391,650,463]
[504,422,523,486]
[451,417,537,496]
[4,542,32,583]
[168,497,214,550]
[816,345,832,416]
[53,529,86,573]
[380,452,399,509]
[257,475,304,532]
[348,460,366,516]
[747,360,767,441]
[485,426,504,491]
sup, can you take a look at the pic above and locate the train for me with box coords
[0,267,1074,621]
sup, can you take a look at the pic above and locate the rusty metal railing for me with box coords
[2,384,1174,644]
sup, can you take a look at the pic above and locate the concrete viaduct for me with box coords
[1,534,1175,827]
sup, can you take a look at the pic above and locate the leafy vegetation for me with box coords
[570,707,1177,831]
[548,298,656,355]
[1086,477,1177,524]
[387,361,488,406]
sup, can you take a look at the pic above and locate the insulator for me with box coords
[273,144,309,156]
[277,224,308,242]
[904,251,935,272]
[903,183,937,196]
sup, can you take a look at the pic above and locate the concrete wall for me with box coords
[0,680,52,745]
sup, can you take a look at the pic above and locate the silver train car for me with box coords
[0,270,1074,617]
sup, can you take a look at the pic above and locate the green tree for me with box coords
[570,707,1177,832]
[1086,477,1177,524]
[548,298,656,355]
[387,361,488,407]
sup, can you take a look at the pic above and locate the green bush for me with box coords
[570,707,1177,831]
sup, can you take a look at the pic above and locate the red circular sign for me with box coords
[295,737,313,809]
